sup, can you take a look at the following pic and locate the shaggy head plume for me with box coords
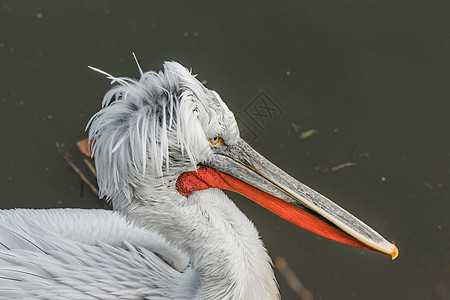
[87,60,239,203]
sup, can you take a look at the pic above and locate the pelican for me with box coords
[0,60,398,299]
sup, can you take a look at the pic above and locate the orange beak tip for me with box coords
[390,243,399,260]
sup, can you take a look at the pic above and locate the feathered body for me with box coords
[0,60,398,299]
[0,62,279,299]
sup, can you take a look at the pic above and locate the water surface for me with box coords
[1,1,449,299]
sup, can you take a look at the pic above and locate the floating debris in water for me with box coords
[299,129,318,140]
[291,122,301,134]
[76,138,91,157]
[275,256,313,300]
[331,162,358,172]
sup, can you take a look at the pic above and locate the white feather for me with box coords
[0,209,191,299]
[0,61,278,299]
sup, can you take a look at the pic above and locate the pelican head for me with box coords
[88,61,239,205]
[87,60,397,298]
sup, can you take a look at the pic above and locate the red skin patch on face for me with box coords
[176,166,376,252]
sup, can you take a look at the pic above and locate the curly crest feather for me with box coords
[87,61,238,202]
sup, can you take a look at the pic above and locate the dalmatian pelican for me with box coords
[0,59,398,299]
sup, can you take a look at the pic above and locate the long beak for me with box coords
[176,138,398,259]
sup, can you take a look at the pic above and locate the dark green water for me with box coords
[1,1,449,299]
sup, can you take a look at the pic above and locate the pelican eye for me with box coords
[208,137,224,147]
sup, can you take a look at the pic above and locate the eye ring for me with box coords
[208,137,224,147]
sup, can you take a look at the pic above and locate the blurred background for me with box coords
[1,1,449,299]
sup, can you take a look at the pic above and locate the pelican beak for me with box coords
[176,138,398,259]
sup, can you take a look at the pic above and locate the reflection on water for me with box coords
[1,1,449,299]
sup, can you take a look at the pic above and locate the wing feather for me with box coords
[0,209,195,299]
